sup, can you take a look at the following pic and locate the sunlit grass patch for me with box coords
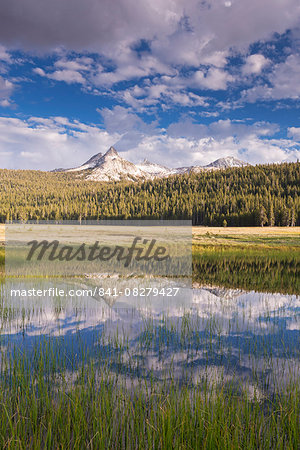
[192,227,300,294]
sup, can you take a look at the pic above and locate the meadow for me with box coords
[0,225,299,448]
[193,227,300,294]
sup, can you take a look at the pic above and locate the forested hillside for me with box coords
[0,162,299,226]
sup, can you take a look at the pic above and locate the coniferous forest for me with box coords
[0,162,299,226]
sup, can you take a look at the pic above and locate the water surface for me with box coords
[1,278,299,399]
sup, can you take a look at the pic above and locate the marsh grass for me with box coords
[0,364,299,449]
[0,247,4,268]
[193,230,300,294]
[0,226,299,448]
[193,246,300,294]
[0,307,299,449]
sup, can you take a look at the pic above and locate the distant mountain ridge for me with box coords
[56,146,249,182]
[204,156,248,169]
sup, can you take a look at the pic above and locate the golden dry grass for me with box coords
[192,226,300,236]
[1,224,300,243]
[192,226,300,252]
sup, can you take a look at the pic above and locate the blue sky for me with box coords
[0,0,300,170]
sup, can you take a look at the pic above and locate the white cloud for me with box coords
[242,54,300,101]
[117,77,209,110]
[166,117,299,165]
[242,54,270,75]
[0,100,299,170]
[200,51,229,68]
[33,67,45,77]
[0,99,11,107]
[150,0,300,69]
[0,75,14,105]
[33,66,86,85]
[49,69,86,84]
[167,117,280,142]
[0,44,11,63]
[54,56,94,71]
[122,132,300,167]
[99,105,153,134]
[193,67,234,90]
[93,50,174,87]
[1,114,298,170]
[0,117,119,170]
[1,0,300,102]
[32,55,96,86]
[287,127,300,140]
[1,0,299,60]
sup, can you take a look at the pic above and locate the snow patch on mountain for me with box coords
[85,147,150,182]
[66,152,104,172]
[204,156,249,169]
[136,159,175,177]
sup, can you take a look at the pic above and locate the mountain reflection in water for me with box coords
[0,278,299,399]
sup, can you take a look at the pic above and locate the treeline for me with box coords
[0,162,299,226]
